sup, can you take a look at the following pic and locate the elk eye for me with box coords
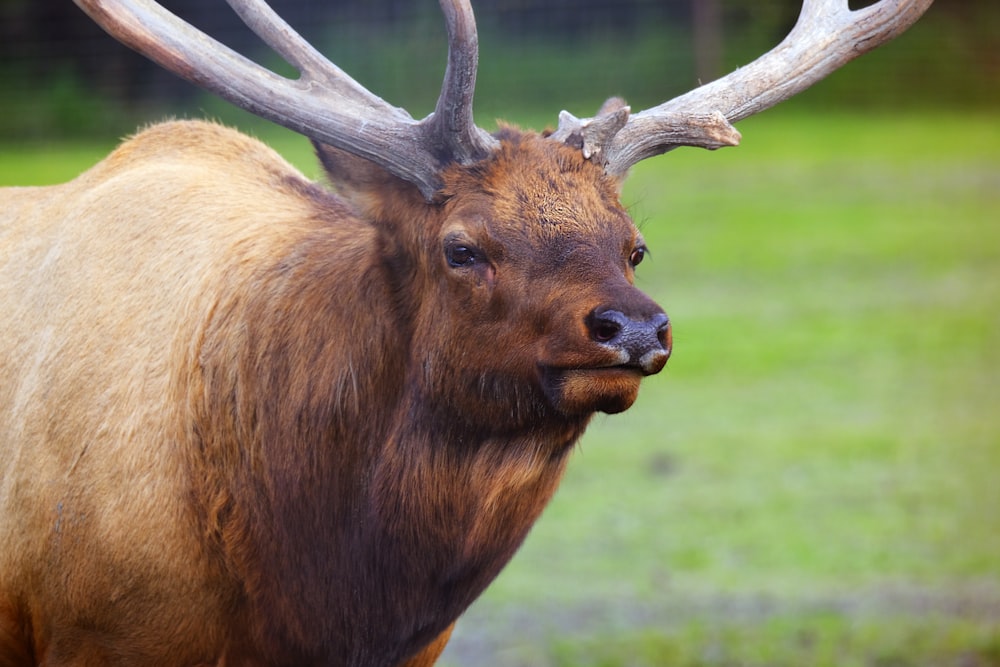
[629,246,647,267]
[445,243,480,268]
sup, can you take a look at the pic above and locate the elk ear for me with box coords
[314,141,422,215]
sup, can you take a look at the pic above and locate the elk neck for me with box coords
[184,166,591,664]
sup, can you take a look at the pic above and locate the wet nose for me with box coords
[586,308,672,374]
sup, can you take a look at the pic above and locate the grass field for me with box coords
[2,109,998,665]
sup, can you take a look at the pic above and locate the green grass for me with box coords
[2,110,998,665]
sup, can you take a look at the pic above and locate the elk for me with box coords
[0,0,931,665]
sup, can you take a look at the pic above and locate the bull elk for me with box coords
[0,0,931,665]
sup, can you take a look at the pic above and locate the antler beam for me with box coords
[561,0,934,176]
[429,0,498,164]
[74,0,498,200]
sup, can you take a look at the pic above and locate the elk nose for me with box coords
[587,309,672,374]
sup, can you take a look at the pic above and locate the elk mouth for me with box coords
[538,308,671,416]
[539,364,646,416]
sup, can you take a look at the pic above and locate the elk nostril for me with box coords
[654,315,672,349]
[587,310,626,344]
[592,320,621,343]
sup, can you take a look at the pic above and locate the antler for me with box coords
[557,0,934,176]
[73,0,498,200]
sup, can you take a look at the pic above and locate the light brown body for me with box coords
[0,123,351,664]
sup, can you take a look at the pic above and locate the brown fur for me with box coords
[0,120,667,665]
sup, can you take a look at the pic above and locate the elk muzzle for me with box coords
[586,308,671,375]
[539,296,671,417]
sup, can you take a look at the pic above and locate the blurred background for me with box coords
[2,1,998,666]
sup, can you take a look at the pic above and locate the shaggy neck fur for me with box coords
[185,177,588,664]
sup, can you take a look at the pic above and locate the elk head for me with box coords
[72,0,932,424]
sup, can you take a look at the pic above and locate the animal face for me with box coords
[446,132,670,417]
[322,129,671,423]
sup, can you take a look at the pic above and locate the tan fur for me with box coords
[0,122,335,664]
[0,120,667,666]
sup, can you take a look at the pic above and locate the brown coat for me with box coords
[0,120,667,666]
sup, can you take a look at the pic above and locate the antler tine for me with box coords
[588,0,934,176]
[224,0,382,109]
[426,0,499,164]
[74,0,499,200]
